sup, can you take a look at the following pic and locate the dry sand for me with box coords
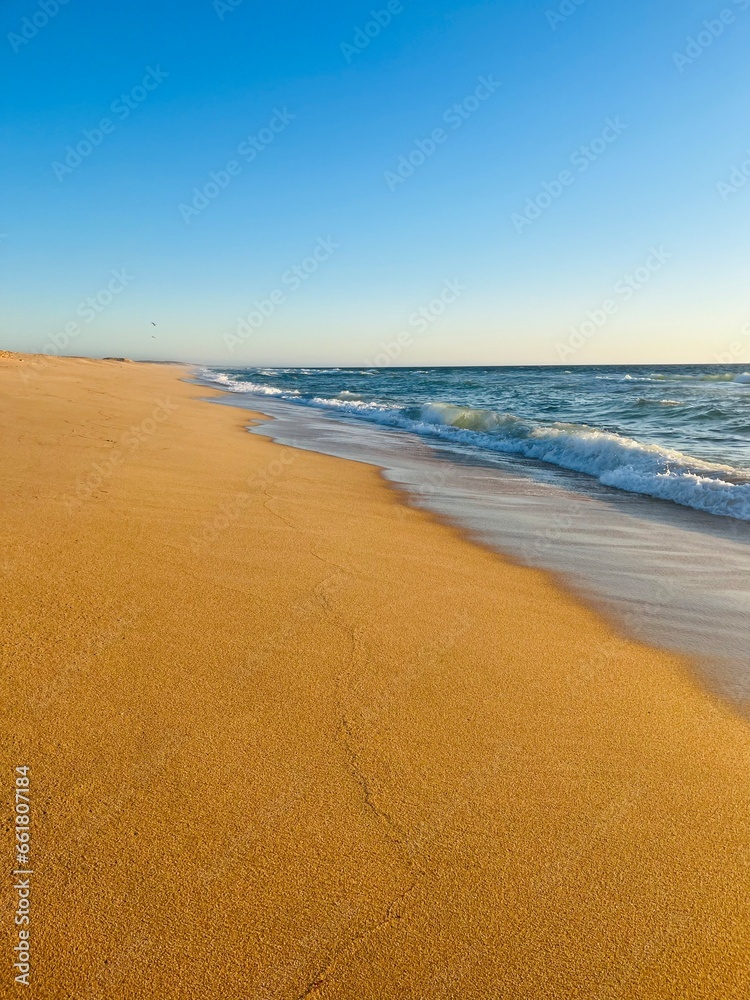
[1,353,749,999]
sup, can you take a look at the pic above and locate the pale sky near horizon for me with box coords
[3,0,750,367]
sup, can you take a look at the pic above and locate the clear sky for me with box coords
[3,0,749,366]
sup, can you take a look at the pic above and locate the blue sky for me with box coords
[2,0,749,365]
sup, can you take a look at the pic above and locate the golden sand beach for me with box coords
[1,353,749,998]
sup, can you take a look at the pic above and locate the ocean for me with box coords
[196,364,750,704]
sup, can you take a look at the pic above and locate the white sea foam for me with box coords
[196,370,750,521]
[408,403,750,520]
[624,371,750,384]
[199,371,298,396]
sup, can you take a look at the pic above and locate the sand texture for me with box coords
[1,354,749,999]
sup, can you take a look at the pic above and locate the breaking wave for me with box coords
[196,370,750,521]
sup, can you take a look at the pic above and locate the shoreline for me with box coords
[2,353,749,998]
[197,378,750,708]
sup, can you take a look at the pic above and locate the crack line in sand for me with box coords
[340,717,405,845]
[292,881,419,1000]
[261,490,361,581]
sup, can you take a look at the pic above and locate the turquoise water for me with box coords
[199,365,750,521]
